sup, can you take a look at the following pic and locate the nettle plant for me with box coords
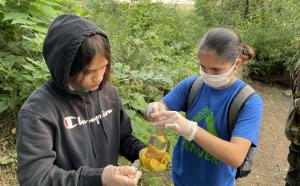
[0,0,87,112]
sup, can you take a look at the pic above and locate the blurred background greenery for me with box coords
[0,0,299,185]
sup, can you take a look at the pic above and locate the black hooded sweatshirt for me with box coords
[16,14,146,186]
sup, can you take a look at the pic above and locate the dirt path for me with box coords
[236,81,291,186]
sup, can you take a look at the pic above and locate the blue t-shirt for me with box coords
[163,76,263,186]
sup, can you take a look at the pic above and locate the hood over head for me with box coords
[43,14,109,92]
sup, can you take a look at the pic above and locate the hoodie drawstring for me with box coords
[83,97,97,159]
[97,91,108,140]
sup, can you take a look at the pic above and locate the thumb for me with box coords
[123,170,142,186]
[133,171,142,184]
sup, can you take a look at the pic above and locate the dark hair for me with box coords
[70,34,111,87]
[198,28,254,63]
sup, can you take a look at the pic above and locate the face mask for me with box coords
[69,84,90,93]
[199,62,237,88]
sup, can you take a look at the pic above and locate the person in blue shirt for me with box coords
[144,28,264,186]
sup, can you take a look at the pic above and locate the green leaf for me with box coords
[7,96,17,109]
[22,64,37,72]
[0,0,6,6]
[0,52,9,58]
[21,74,33,81]
[39,4,57,18]
[125,109,136,118]
[20,25,47,34]
[3,12,29,21]
[11,18,37,25]
[130,94,147,112]
[4,86,13,91]
[120,98,130,105]
[2,55,17,70]
[29,16,49,25]
[0,100,8,113]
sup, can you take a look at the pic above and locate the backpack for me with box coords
[187,76,257,179]
[285,62,300,145]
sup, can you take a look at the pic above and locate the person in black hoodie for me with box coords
[16,14,148,186]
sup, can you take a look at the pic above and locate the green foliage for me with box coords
[0,3,200,185]
[91,0,201,110]
[0,0,89,112]
[0,0,202,114]
[0,148,16,165]
[236,0,300,77]
[195,0,300,80]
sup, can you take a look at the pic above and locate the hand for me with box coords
[102,165,142,186]
[139,146,170,172]
[152,111,198,141]
[144,102,167,122]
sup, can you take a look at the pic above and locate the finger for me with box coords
[146,103,154,115]
[125,176,129,186]
[153,117,176,128]
[158,105,166,112]
[148,113,162,123]
[125,171,142,186]
[149,113,162,123]
[114,175,131,186]
[118,166,137,177]
[151,111,176,118]
[151,104,160,113]
[133,171,142,184]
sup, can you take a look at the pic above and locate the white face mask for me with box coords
[199,62,237,88]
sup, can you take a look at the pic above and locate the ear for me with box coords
[237,57,243,66]
[231,57,242,72]
[235,57,243,68]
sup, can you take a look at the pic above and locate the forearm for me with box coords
[120,135,146,162]
[193,126,251,168]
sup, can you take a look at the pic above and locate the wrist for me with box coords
[139,148,147,157]
[186,120,198,141]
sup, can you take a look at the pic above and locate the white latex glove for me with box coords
[101,165,142,186]
[144,101,167,122]
[151,111,198,141]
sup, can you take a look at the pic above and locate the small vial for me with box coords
[132,159,140,170]
[147,128,169,159]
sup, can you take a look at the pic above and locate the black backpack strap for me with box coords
[228,84,256,133]
[188,78,256,134]
[187,76,204,109]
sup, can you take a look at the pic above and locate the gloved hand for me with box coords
[151,111,198,141]
[102,165,142,186]
[139,145,171,172]
[144,102,167,122]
